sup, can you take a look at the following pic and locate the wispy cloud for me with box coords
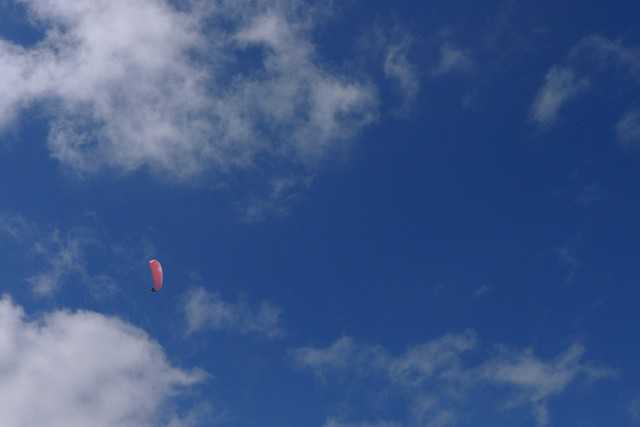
[0,0,378,182]
[182,287,284,338]
[0,214,96,296]
[569,35,640,79]
[295,332,477,384]
[533,35,640,135]
[576,182,604,207]
[474,285,492,297]
[616,110,640,147]
[384,37,421,109]
[0,213,33,240]
[26,228,90,296]
[410,396,456,427]
[432,43,473,77]
[630,397,640,424]
[324,419,401,427]
[293,336,364,377]
[240,175,314,223]
[0,212,150,298]
[530,66,589,126]
[293,332,611,427]
[357,24,421,114]
[0,295,205,427]
[556,245,580,285]
[480,343,613,426]
[294,332,475,427]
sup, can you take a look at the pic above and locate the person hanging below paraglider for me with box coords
[149,259,163,292]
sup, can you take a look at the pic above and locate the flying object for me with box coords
[149,259,163,292]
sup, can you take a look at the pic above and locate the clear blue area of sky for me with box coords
[1,1,640,426]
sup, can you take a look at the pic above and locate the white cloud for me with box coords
[294,333,475,427]
[556,245,579,285]
[324,419,401,427]
[474,285,492,297]
[0,215,95,296]
[576,182,604,207]
[357,24,421,113]
[384,38,420,107]
[573,36,640,147]
[535,36,640,136]
[0,0,378,180]
[0,295,205,427]
[570,35,640,79]
[0,212,150,298]
[616,110,640,146]
[481,343,613,426]
[387,332,477,387]
[294,333,611,427]
[530,66,589,126]
[240,175,313,223]
[0,213,34,240]
[294,331,476,386]
[410,396,456,427]
[432,43,473,77]
[27,228,88,296]
[182,287,283,338]
[294,336,361,377]
[630,397,640,423]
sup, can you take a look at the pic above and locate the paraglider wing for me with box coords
[149,259,163,292]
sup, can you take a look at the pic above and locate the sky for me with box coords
[1,0,640,426]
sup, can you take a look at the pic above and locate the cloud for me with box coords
[294,332,476,384]
[26,228,89,296]
[569,35,640,79]
[294,332,475,427]
[324,419,401,427]
[384,37,420,108]
[0,212,151,298]
[293,336,363,377]
[568,36,640,148]
[239,175,313,223]
[410,397,456,427]
[0,0,378,181]
[293,333,611,427]
[534,36,640,135]
[386,332,477,387]
[630,397,640,423]
[0,213,34,240]
[480,343,613,426]
[357,24,421,113]
[474,285,492,297]
[616,109,640,146]
[432,43,473,77]
[556,245,580,285]
[530,66,589,126]
[576,182,604,207]
[182,287,284,338]
[0,214,96,296]
[0,295,205,427]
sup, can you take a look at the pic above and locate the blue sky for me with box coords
[1,0,640,426]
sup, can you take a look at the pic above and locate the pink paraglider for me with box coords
[149,259,163,292]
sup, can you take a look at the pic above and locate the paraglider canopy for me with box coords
[149,259,163,292]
